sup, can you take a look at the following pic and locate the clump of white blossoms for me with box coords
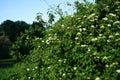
[88,13,95,19]
[116,69,120,73]
[100,25,104,28]
[26,68,30,71]
[81,44,88,47]
[73,67,77,70]
[95,77,100,80]
[75,37,79,40]
[109,35,113,38]
[91,38,98,41]
[102,17,108,21]
[62,73,66,77]
[115,32,119,36]
[91,25,95,28]
[109,13,116,17]
[113,21,120,25]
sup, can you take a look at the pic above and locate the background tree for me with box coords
[0,36,12,59]
[10,21,45,61]
[0,20,30,42]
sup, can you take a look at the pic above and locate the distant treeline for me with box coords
[0,20,45,59]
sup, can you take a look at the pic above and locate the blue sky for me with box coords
[0,0,94,24]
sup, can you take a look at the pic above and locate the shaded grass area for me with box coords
[0,59,17,79]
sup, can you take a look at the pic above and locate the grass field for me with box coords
[0,59,17,79]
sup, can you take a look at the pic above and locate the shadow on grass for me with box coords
[0,59,17,68]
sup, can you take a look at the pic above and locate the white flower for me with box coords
[58,59,62,62]
[76,43,80,45]
[99,34,102,36]
[113,21,120,25]
[79,28,82,32]
[62,73,66,76]
[26,68,30,71]
[48,66,51,69]
[49,28,53,31]
[107,40,110,42]
[109,35,113,38]
[95,77,100,80]
[42,40,44,42]
[116,69,120,73]
[90,19,95,22]
[77,32,81,35]
[100,25,104,28]
[102,36,106,38]
[109,13,116,17]
[83,28,86,31]
[35,66,38,69]
[91,25,95,28]
[87,77,90,79]
[38,46,40,48]
[48,37,53,40]
[88,13,95,19]
[91,38,98,41]
[103,17,108,21]
[110,62,118,67]
[88,48,91,52]
[105,64,109,67]
[61,24,64,27]
[35,37,39,40]
[83,15,87,18]
[64,59,67,63]
[73,67,77,70]
[67,27,70,29]
[103,56,108,60]
[115,32,119,36]
[81,45,88,47]
[90,33,93,35]
[28,77,31,79]
[75,37,78,40]
[107,24,111,27]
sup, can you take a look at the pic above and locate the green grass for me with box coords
[0,59,17,79]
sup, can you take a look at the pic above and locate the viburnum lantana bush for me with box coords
[6,0,120,80]
[35,1,120,79]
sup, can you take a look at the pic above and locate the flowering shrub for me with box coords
[3,0,120,80]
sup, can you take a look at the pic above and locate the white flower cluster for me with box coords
[73,67,77,70]
[81,44,88,47]
[79,27,87,32]
[91,38,98,41]
[109,35,113,38]
[116,69,120,73]
[105,62,118,68]
[91,25,95,28]
[26,68,30,71]
[102,17,108,21]
[115,32,119,36]
[100,25,104,28]
[88,13,95,19]
[109,13,116,17]
[95,77,100,80]
[102,56,108,60]
[113,21,120,25]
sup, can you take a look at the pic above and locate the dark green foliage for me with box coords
[0,20,30,42]
[0,36,12,59]
[10,22,45,61]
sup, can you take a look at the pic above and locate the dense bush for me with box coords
[2,0,120,80]
[10,23,45,61]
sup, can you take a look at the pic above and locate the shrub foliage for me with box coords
[2,0,120,80]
